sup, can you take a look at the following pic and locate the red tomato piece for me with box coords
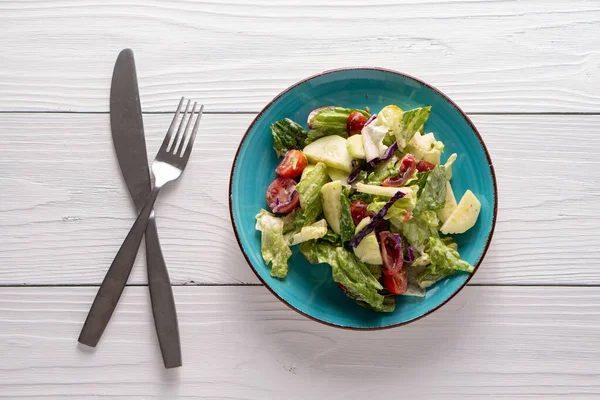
[383,270,408,295]
[382,154,417,187]
[416,160,435,172]
[275,150,307,178]
[266,177,300,214]
[379,231,404,276]
[350,200,375,226]
[347,111,368,136]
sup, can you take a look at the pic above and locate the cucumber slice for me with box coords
[321,181,342,234]
[355,182,414,198]
[353,217,383,265]
[303,135,353,172]
[436,181,458,223]
[440,190,481,234]
[327,168,350,183]
[346,134,366,159]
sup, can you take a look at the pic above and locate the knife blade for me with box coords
[78,49,181,368]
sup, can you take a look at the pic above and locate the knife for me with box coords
[78,49,182,368]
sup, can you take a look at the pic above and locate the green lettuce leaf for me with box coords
[428,236,474,273]
[414,165,446,214]
[339,187,355,243]
[419,210,439,228]
[300,241,392,312]
[365,184,419,221]
[270,118,307,157]
[350,192,373,203]
[415,170,431,197]
[416,264,453,289]
[321,228,341,243]
[395,106,431,150]
[289,219,328,245]
[366,155,400,185]
[296,162,329,225]
[255,209,292,278]
[306,107,369,144]
[396,214,439,253]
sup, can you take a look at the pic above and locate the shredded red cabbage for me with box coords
[404,245,416,264]
[272,190,299,213]
[346,160,365,184]
[350,190,406,247]
[368,142,399,168]
[364,113,377,127]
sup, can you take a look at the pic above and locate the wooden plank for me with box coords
[1,113,599,285]
[0,286,599,399]
[1,0,600,112]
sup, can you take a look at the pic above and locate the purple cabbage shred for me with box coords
[404,245,416,264]
[368,142,398,168]
[350,190,406,247]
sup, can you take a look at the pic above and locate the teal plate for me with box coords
[229,68,497,329]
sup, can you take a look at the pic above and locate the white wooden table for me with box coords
[2,1,600,398]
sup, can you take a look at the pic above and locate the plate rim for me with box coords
[228,66,498,330]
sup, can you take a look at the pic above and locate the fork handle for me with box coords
[78,187,161,347]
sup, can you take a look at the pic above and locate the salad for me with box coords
[255,105,481,312]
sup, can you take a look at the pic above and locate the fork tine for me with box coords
[181,104,203,161]
[159,97,185,153]
[169,99,191,152]
[176,102,197,156]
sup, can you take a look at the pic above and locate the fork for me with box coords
[79,98,203,346]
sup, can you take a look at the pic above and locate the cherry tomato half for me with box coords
[382,153,417,187]
[275,150,307,178]
[416,160,435,172]
[266,177,300,214]
[379,231,404,276]
[350,200,375,226]
[383,270,408,295]
[347,111,368,136]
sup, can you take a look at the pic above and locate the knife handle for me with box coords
[145,216,182,368]
[79,188,159,347]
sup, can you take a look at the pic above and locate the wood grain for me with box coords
[0,286,599,399]
[1,0,600,112]
[1,113,599,285]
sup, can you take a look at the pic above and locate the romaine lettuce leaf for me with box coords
[300,241,393,312]
[395,106,431,150]
[255,209,292,278]
[414,165,446,213]
[396,214,439,253]
[428,236,474,273]
[306,107,369,144]
[289,219,328,245]
[415,170,431,197]
[270,118,307,157]
[339,187,355,243]
[366,155,400,185]
[366,185,418,219]
[321,228,340,243]
[419,210,439,228]
[296,162,329,225]
[416,264,453,289]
